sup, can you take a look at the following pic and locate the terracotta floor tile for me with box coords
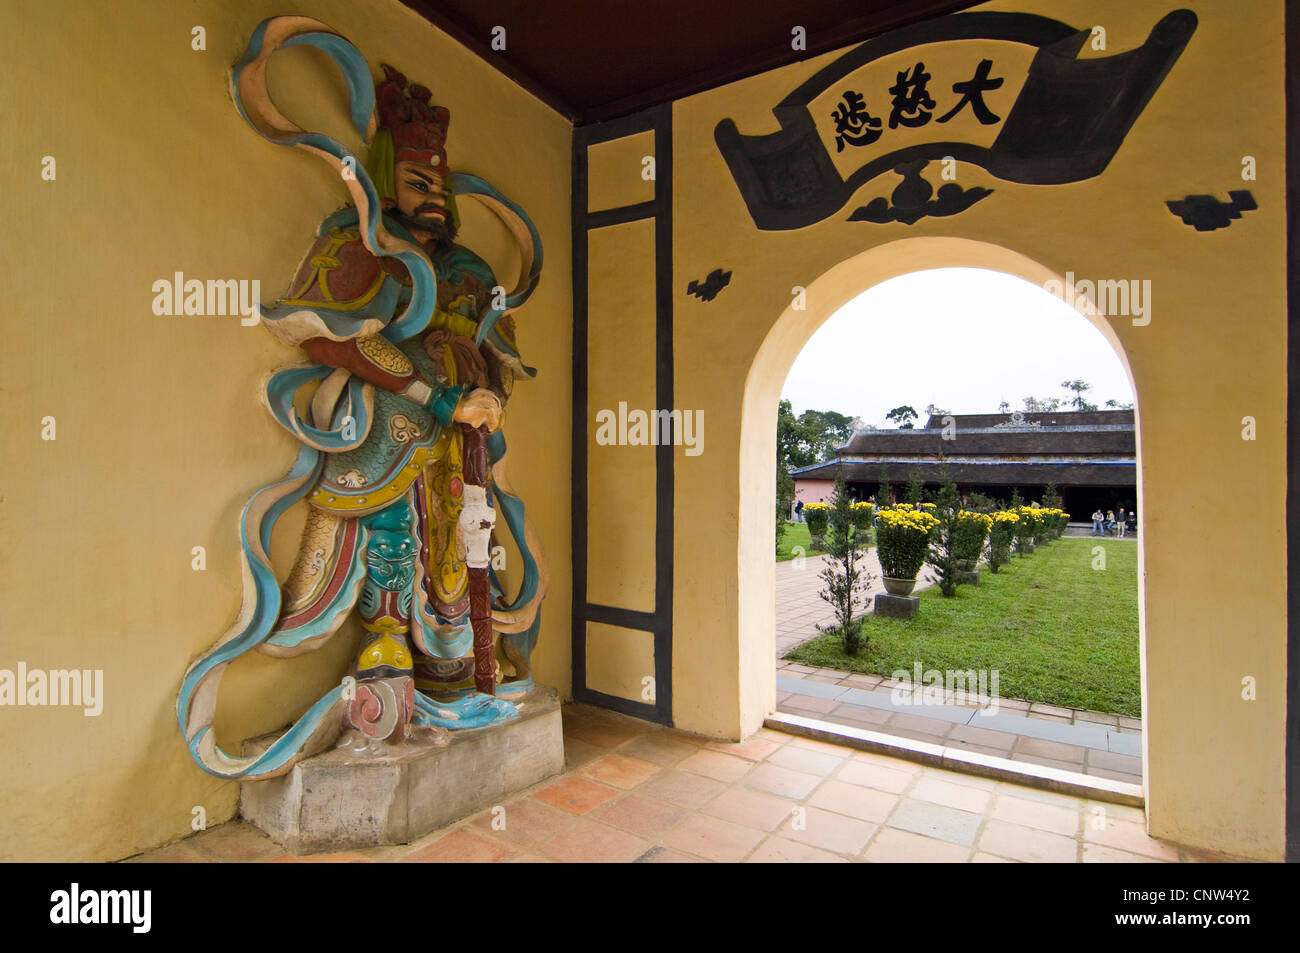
[767,743,846,776]
[267,851,373,863]
[978,819,1078,863]
[1082,844,1163,863]
[744,763,823,800]
[807,779,900,823]
[619,733,701,766]
[468,796,577,847]
[703,787,799,831]
[634,845,707,863]
[579,752,663,789]
[593,794,688,838]
[886,712,955,737]
[863,828,971,863]
[946,741,1012,759]
[536,817,651,863]
[638,769,729,809]
[910,776,992,814]
[563,736,607,769]
[704,736,785,762]
[124,841,211,863]
[997,784,1081,809]
[662,814,766,862]
[501,852,552,863]
[781,806,876,855]
[1083,818,1182,861]
[887,798,982,846]
[970,852,1016,862]
[836,759,915,794]
[947,723,1016,750]
[851,750,923,772]
[563,721,640,749]
[747,836,850,863]
[1013,736,1087,764]
[989,794,1079,836]
[831,704,892,726]
[190,822,285,862]
[1086,749,1143,773]
[530,776,620,814]
[404,829,514,863]
[677,748,755,783]
[781,695,839,714]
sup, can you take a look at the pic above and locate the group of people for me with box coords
[1092,507,1133,537]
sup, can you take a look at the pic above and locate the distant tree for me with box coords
[886,405,919,429]
[776,462,794,556]
[876,467,892,509]
[779,403,858,468]
[1105,399,1134,410]
[776,399,799,554]
[1022,395,1062,413]
[1061,380,1097,411]
[906,470,926,505]
[924,403,950,418]
[997,400,1011,414]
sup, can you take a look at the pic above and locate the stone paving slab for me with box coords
[776,675,1141,758]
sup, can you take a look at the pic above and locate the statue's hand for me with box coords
[453,388,503,432]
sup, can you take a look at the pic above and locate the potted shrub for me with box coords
[849,500,875,539]
[875,506,939,594]
[1014,505,1039,554]
[953,510,993,570]
[803,503,830,549]
[987,510,1018,572]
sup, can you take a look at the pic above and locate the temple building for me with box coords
[793,410,1136,519]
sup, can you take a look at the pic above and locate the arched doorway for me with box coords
[738,237,1146,792]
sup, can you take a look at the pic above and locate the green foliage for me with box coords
[816,471,873,655]
[875,467,892,508]
[1061,379,1097,411]
[776,521,827,562]
[886,405,918,429]
[926,476,963,597]
[905,470,925,505]
[987,511,1018,573]
[776,461,794,557]
[777,399,858,469]
[803,503,829,540]
[875,506,937,580]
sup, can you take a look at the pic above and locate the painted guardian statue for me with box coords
[177,17,548,780]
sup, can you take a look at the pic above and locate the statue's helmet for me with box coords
[376,64,450,171]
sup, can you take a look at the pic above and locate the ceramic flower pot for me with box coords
[882,576,917,596]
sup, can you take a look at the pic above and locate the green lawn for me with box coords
[776,521,826,561]
[785,537,1140,716]
[777,520,874,561]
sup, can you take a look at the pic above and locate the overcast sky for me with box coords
[781,267,1135,427]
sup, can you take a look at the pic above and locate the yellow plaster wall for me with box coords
[0,0,572,861]
[670,0,1283,858]
[587,131,656,212]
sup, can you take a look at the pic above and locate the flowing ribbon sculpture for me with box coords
[177,16,547,780]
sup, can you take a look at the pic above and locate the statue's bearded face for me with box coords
[391,158,450,243]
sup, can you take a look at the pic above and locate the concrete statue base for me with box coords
[239,685,564,853]
[874,592,920,619]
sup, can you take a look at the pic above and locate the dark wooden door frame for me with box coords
[571,105,675,725]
